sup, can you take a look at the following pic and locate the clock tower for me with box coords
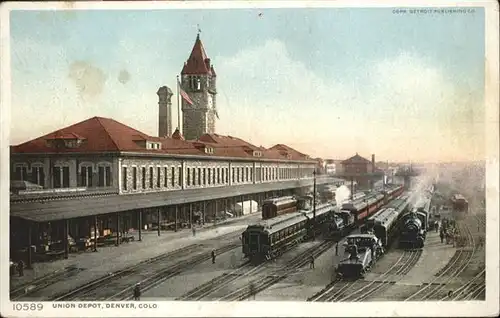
[180,33,218,141]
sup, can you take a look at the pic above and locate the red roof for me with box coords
[268,144,310,160]
[341,153,372,164]
[181,34,213,75]
[11,116,315,162]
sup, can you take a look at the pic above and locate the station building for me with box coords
[9,33,342,266]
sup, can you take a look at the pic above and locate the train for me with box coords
[338,184,404,225]
[450,194,469,213]
[336,233,383,278]
[399,191,431,248]
[361,194,410,249]
[242,199,336,262]
[261,196,300,220]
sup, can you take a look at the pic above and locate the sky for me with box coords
[9,6,485,163]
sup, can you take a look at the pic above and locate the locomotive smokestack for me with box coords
[371,154,375,171]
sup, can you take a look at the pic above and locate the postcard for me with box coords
[1,0,498,317]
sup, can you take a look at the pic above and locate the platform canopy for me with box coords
[10,176,338,223]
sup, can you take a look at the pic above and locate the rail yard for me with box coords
[9,173,487,303]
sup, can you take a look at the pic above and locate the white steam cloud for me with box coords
[335,185,351,206]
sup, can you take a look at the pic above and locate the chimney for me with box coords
[157,86,173,137]
[372,154,375,172]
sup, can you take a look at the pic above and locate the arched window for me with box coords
[79,162,94,187]
[53,161,70,188]
[31,163,45,186]
[13,163,28,181]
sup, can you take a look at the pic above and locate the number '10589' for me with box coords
[12,303,44,311]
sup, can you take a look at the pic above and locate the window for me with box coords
[208,168,211,185]
[149,167,154,188]
[80,166,93,187]
[198,168,201,185]
[232,167,235,183]
[98,165,111,187]
[217,168,220,184]
[133,167,137,190]
[53,166,70,188]
[14,165,28,181]
[250,168,253,182]
[53,167,61,188]
[203,168,206,185]
[31,166,45,187]
[236,168,240,183]
[221,168,225,184]
[171,167,175,187]
[178,167,182,186]
[157,167,161,188]
[225,168,229,183]
[142,167,146,189]
[187,168,191,186]
[164,167,168,187]
[212,168,216,184]
[122,167,127,190]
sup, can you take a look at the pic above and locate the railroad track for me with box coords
[404,221,476,301]
[308,249,422,302]
[219,240,336,301]
[176,262,258,300]
[51,231,241,301]
[440,269,485,301]
[11,266,83,300]
[113,243,239,300]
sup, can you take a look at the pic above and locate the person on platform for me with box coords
[211,249,216,264]
[17,260,24,277]
[192,226,196,237]
[309,255,315,269]
[249,282,256,300]
[439,231,444,244]
[133,283,141,301]
[335,242,339,256]
[435,221,439,233]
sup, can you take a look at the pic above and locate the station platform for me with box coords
[9,212,261,298]
[254,236,350,301]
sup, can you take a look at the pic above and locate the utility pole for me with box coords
[312,169,317,241]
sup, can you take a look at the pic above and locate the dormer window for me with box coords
[253,151,262,157]
[204,146,214,154]
[146,142,162,150]
[46,132,86,149]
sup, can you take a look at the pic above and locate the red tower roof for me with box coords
[181,34,213,75]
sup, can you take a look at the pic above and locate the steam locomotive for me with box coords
[450,194,469,213]
[336,234,383,278]
[399,193,431,248]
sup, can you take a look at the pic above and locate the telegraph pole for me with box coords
[313,169,317,241]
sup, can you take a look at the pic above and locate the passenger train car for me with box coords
[336,234,383,278]
[330,185,404,236]
[362,195,410,248]
[242,202,336,262]
[261,196,299,220]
